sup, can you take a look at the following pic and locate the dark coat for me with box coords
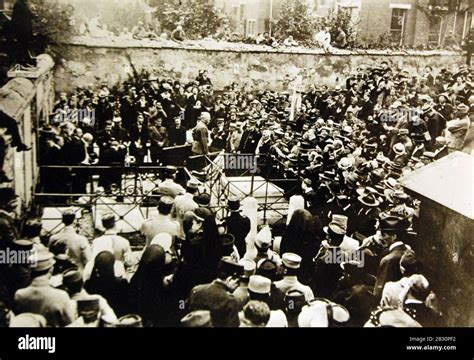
[310,246,345,299]
[374,243,409,298]
[225,212,251,258]
[238,129,261,154]
[168,126,187,146]
[0,211,19,250]
[188,280,240,327]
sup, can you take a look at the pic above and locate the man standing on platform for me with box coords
[192,112,210,156]
[239,118,261,154]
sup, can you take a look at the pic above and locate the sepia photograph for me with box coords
[0,0,473,354]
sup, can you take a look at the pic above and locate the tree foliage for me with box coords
[158,1,228,39]
[316,8,359,48]
[30,0,75,58]
[273,0,316,44]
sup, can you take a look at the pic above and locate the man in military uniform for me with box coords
[274,253,314,302]
[157,166,185,199]
[187,257,242,327]
[224,196,251,258]
[48,209,91,270]
[91,214,132,268]
[191,112,210,156]
[14,252,75,327]
[171,180,199,238]
[141,196,180,246]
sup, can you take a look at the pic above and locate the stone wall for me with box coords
[53,40,466,93]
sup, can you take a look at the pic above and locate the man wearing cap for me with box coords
[110,116,129,143]
[233,259,256,309]
[244,275,288,327]
[284,289,307,327]
[372,216,412,299]
[14,252,75,327]
[171,179,200,237]
[141,196,180,246]
[225,196,251,258]
[444,103,471,152]
[187,257,241,327]
[95,91,114,132]
[23,218,48,253]
[275,253,314,303]
[48,210,91,270]
[191,112,210,155]
[239,118,262,154]
[92,214,132,267]
[421,98,446,150]
[157,166,185,199]
[243,226,281,266]
[61,268,117,324]
[324,214,359,255]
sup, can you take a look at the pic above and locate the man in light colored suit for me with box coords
[141,196,180,246]
[275,253,314,302]
[172,180,200,238]
[157,166,185,199]
[48,209,91,270]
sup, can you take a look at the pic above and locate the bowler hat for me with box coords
[379,216,410,232]
[194,193,211,206]
[227,196,241,211]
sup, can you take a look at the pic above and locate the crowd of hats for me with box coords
[3,62,471,329]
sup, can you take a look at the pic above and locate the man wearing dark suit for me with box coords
[238,119,261,154]
[191,112,210,155]
[111,117,129,143]
[168,117,187,146]
[224,197,251,258]
[0,188,19,251]
[129,114,149,164]
[187,257,241,327]
[99,141,125,191]
[373,216,411,299]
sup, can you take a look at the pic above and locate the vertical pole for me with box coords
[269,0,273,37]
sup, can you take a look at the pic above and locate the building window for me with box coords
[232,5,238,18]
[240,4,246,21]
[246,19,256,37]
[428,16,443,46]
[390,8,407,45]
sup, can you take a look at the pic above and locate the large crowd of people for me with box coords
[0,62,473,327]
